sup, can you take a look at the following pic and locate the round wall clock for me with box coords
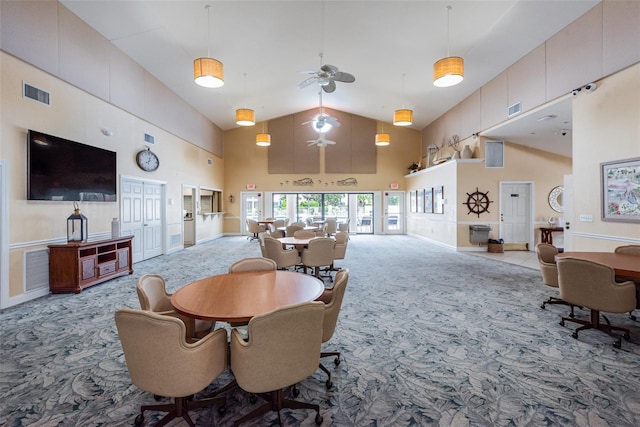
[136,147,159,172]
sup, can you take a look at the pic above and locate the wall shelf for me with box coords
[405,158,484,177]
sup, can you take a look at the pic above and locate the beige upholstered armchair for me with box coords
[325,218,338,236]
[285,224,303,237]
[230,301,325,426]
[535,243,576,317]
[557,257,637,348]
[293,230,316,239]
[301,237,336,278]
[229,257,277,273]
[317,268,349,389]
[264,236,299,270]
[136,274,214,339]
[246,219,265,241]
[257,232,269,257]
[115,308,229,426]
[615,245,640,255]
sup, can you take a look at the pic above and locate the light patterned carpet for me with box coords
[2,235,640,426]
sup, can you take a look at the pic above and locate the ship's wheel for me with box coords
[464,188,493,217]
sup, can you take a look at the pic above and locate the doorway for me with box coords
[499,182,534,249]
[182,185,196,247]
[383,191,405,234]
[120,177,166,263]
[240,192,263,236]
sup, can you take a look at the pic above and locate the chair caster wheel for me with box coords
[153,394,163,401]
[315,413,323,425]
[571,332,578,339]
[624,333,631,341]
[292,386,300,397]
[559,320,565,327]
[614,340,622,349]
[249,394,257,404]
[334,357,340,366]
[218,405,226,416]
[325,379,333,389]
[540,304,546,310]
[135,414,144,426]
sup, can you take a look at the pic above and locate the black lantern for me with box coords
[67,202,88,242]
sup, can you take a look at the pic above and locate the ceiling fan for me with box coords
[298,53,355,93]
[307,134,336,148]
[302,90,340,134]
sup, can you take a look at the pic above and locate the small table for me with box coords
[540,227,563,245]
[171,271,324,323]
[556,251,640,308]
[277,236,315,248]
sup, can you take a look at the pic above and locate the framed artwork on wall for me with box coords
[417,189,425,213]
[601,157,640,222]
[410,190,417,213]
[434,186,444,214]
[425,188,433,213]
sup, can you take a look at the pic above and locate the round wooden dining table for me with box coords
[170,270,324,323]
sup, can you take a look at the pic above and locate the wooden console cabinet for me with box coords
[48,236,134,293]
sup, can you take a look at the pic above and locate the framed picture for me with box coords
[425,188,433,213]
[434,186,444,214]
[410,190,417,213]
[417,189,425,213]
[601,157,640,222]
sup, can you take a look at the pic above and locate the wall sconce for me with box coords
[228,194,234,203]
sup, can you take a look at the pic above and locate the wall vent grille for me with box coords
[170,233,182,246]
[507,102,522,117]
[144,133,155,144]
[25,248,49,292]
[23,82,50,106]
[485,141,505,168]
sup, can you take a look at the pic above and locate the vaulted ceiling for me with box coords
[61,1,599,156]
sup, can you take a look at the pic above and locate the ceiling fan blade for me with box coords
[333,71,355,83]
[325,140,336,145]
[298,76,318,89]
[326,117,340,126]
[320,64,339,74]
[322,81,336,93]
[307,140,319,146]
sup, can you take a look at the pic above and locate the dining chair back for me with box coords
[285,224,303,237]
[325,218,338,236]
[264,236,299,270]
[615,245,640,255]
[246,219,265,241]
[557,257,636,348]
[301,237,335,278]
[257,232,268,257]
[136,274,214,339]
[229,257,277,273]
[535,243,576,316]
[293,230,315,239]
[115,308,228,426]
[230,301,324,425]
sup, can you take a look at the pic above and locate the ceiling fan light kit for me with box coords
[236,108,255,126]
[393,109,413,126]
[256,133,271,146]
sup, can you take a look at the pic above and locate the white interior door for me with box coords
[383,191,404,234]
[121,178,164,262]
[500,182,532,247]
[563,174,573,251]
[240,192,263,235]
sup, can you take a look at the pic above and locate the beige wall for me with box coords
[222,121,421,233]
[571,63,640,251]
[1,53,224,299]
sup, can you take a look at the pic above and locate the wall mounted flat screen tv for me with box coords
[27,130,117,201]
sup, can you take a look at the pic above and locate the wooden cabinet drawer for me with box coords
[99,262,117,276]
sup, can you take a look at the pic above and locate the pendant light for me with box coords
[433,5,464,88]
[256,107,270,146]
[194,5,224,88]
[375,107,390,146]
[394,74,413,126]
[236,73,255,126]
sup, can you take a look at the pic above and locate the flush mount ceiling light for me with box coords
[433,5,464,88]
[194,5,224,88]
[394,74,413,126]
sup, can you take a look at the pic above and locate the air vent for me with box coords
[207,159,213,165]
[24,248,49,291]
[144,133,155,144]
[507,102,521,117]
[23,82,50,106]
[485,141,504,168]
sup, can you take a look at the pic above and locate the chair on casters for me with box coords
[230,301,325,426]
[246,219,265,242]
[535,243,577,317]
[615,245,640,320]
[229,257,277,273]
[317,269,349,389]
[136,274,214,339]
[264,236,299,270]
[301,237,335,279]
[115,308,230,426]
[557,257,636,349]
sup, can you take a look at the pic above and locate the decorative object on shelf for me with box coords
[447,134,461,159]
[193,5,224,88]
[293,178,314,186]
[67,202,88,242]
[426,143,439,167]
[408,162,420,173]
[461,145,473,159]
[548,186,564,213]
[451,151,461,160]
[111,218,120,239]
[136,146,159,172]
[337,177,358,186]
[433,5,464,87]
[463,187,493,218]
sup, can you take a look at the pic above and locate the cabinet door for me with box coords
[117,248,129,271]
[80,258,96,282]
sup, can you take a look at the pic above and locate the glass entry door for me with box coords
[241,192,263,235]
[383,191,405,234]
